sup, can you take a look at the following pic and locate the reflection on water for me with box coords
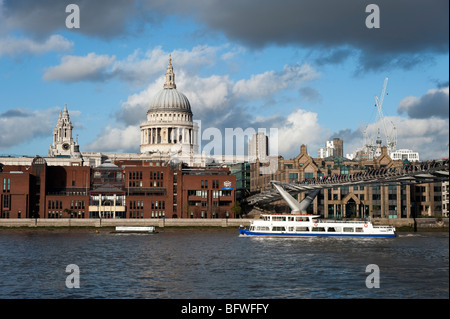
[0,229,448,299]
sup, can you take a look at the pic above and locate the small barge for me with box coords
[113,226,157,234]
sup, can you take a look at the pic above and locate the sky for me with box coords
[0,0,448,161]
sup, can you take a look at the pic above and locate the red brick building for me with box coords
[0,156,236,219]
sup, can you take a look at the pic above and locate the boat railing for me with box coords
[373,225,395,229]
[315,219,370,224]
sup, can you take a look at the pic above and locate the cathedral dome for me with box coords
[149,88,192,113]
[148,55,192,114]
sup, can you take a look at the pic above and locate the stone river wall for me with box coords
[0,217,447,229]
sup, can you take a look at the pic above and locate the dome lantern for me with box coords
[147,55,192,114]
[164,54,176,89]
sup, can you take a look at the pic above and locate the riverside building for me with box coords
[0,157,236,219]
[0,56,236,219]
[250,143,446,219]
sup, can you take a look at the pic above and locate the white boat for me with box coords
[114,226,156,233]
[239,183,396,238]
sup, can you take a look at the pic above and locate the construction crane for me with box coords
[363,77,397,159]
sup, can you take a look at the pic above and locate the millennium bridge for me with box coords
[246,159,449,206]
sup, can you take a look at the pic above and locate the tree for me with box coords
[231,201,242,218]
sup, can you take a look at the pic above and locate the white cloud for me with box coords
[178,72,233,114]
[42,45,221,85]
[232,63,319,100]
[343,115,449,160]
[42,52,116,82]
[0,107,59,150]
[111,45,220,85]
[114,60,318,127]
[277,109,330,159]
[110,47,168,85]
[84,125,140,153]
[87,55,324,158]
[393,116,449,159]
[0,34,73,57]
[398,86,449,119]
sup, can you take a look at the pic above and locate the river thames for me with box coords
[0,228,448,299]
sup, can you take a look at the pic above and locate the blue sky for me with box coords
[0,0,448,160]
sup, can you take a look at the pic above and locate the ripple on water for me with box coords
[0,229,447,298]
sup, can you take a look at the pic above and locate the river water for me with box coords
[0,228,448,299]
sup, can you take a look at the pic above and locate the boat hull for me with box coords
[238,228,396,238]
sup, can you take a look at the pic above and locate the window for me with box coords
[343,227,354,232]
[340,166,349,175]
[388,194,397,200]
[3,178,10,192]
[3,194,10,209]
[304,172,313,179]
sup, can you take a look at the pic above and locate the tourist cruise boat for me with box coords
[239,183,396,238]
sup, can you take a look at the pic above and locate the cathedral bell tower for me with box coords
[48,104,81,158]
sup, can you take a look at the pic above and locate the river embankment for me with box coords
[0,217,447,231]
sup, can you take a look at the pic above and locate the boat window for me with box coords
[288,217,295,221]
[312,227,326,232]
[343,227,354,232]
[296,226,309,232]
[327,227,335,232]
[288,227,294,232]
[295,217,308,222]
[272,226,286,231]
[256,226,270,231]
[272,216,286,222]
[355,228,364,232]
